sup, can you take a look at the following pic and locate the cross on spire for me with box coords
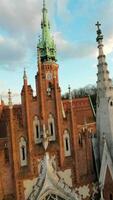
[95,21,101,30]
[95,21,103,42]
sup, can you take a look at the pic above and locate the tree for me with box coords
[62,84,97,112]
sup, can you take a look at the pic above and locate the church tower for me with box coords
[35,0,65,166]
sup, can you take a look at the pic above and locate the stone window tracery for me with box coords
[41,193,65,200]
[19,137,27,167]
[63,130,71,157]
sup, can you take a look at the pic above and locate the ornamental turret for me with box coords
[96,22,113,161]
[96,21,113,97]
[37,0,57,62]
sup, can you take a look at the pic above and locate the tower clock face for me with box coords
[46,72,53,80]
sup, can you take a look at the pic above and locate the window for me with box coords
[4,145,9,163]
[63,130,71,157]
[65,137,69,151]
[22,146,25,161]
[36,125,39,138]
[33,116,41,144]
[50,122,54,136]
[48,114,55,141]
[110,194,113,200]
[19,137,27,167]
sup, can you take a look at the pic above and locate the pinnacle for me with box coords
[23,68,27,80]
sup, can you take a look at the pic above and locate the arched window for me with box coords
[63,130,71,157]
[19,137,27,167]
[48,114,55,141]
[33,116,41,144]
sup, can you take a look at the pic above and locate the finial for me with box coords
[95,21,101,31]
[8,89,12,108]
[23,68,27,80]
[68,85,72,100]
[1,96,4,105]
[43,0,46,9]
[95,21,103,42]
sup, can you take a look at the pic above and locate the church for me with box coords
[0,0,113,199]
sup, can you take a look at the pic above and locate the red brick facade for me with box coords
[0,59,97,199]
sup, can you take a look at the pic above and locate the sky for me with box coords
[0,0,113,104]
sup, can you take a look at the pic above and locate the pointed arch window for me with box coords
[19,137,27,167]
[63,130,71,157]
[48,114,55,141]
[33,116,41,144]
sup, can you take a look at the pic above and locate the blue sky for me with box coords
[0,0,113,103]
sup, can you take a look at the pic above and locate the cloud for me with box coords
[0,34,29,71]
[0,0,71,71]
[0,0,41,35]
[0,0,113,72]
[54,30,113,60]
[54,32,96,59]
[0,90,20,104]
[0,0,42,70]
[104,36,113,55]
[0,79,20,104]
[0,35,26,61]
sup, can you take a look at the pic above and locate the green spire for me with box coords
[37,0,57,62]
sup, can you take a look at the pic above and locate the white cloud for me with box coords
[104,36,113,55]
[0,0,113,71]
[0,90,20,104]
[54,32,96,59]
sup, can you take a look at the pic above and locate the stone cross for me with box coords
[95,21,101,30]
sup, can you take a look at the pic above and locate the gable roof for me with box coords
[99,141,113,187]
[28,153,79,200]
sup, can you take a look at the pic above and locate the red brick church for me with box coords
[0,1,113,200]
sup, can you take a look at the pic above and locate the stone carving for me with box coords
[27,152,100,200]
[28,153,80,200]
[42,124,51,150]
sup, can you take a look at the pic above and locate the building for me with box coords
[0,0,112,200]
